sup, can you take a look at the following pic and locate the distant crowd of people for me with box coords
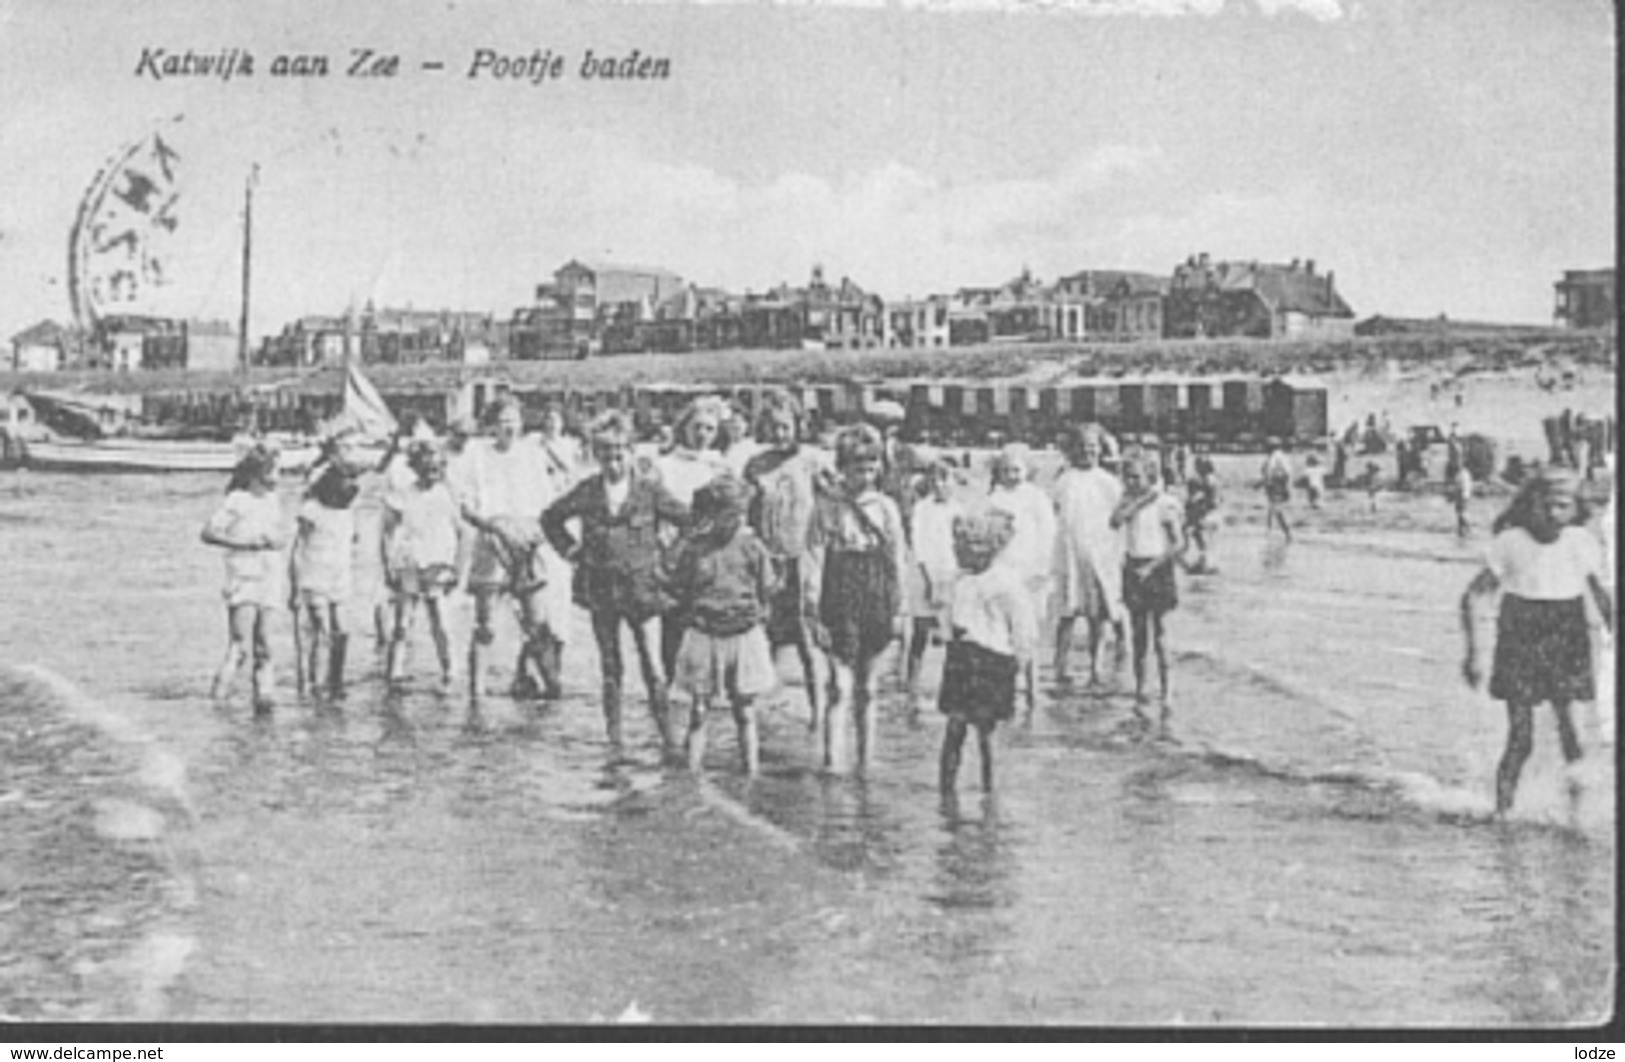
[201,387,1615,811]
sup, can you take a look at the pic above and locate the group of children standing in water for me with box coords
[202,388,1614,812]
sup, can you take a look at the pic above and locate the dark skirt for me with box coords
[766,555,810,648]
[938,639,1018,726]
[1123,557,1177,615]
[1490,595,1594,705]
[821,549,899,663]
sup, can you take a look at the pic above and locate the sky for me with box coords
[0,0,1614,342]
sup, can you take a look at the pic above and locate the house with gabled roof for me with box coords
[1165,254,1355,340]
[10,320,81,372]
[1554,268,1615,331]
[953,267,1054,343]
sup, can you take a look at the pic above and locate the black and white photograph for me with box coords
[0,0,1615,1028]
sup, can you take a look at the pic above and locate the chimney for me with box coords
[1306,259,1316,275]
[1198,252,1210,267]
[1326,270,1335,292]
[1289,258,1300,270]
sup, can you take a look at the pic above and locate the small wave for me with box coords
[1177,644,1362,723]
[10,663,193,819]
[1166,738,1607,839]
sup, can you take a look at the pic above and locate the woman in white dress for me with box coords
[461,400,572,700]
[1051,425,1127,687]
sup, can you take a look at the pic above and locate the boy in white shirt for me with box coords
[938,508,1039,793]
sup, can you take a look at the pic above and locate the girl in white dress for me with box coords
[987,443,1056,712]
[905,461,963,694]
[1052,425,1127,687]
[202,446,288,715]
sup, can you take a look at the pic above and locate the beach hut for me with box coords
[1069,384,1097,423]
[1186,379,1221,438]
[1118,381,1147,435]
[1006,385,1029,441]
[1147,379,1181,437]
[906,383,931,438]
[1094,383,1121,431]
[1263,376,1329,443]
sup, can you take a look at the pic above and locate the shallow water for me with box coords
[0,470,1613,1025]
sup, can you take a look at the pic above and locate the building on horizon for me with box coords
[952,268,1053,344]
[518,260,688,359]
[737,266,884,351]
[1164,254,1355,341]
[9,320,87,372]
[1051,270,1169,341]
[264,305,500,367]
[1553,268,1615,331]
[882,295,951,349]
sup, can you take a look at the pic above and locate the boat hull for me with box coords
[19,438,319,474]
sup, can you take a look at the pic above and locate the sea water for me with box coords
[0,470,1612,1024]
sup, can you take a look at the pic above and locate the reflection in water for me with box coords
[1487,830,1614,1025]
[930,793,1017,913]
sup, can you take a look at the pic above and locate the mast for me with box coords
[238,164,258,374]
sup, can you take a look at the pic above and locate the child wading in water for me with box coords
[812,424,908,771]
[1111,449,1187,721]
[290,437,364,699]
[1460,467,1612,814]
[1183,454,1220,574]
[1261,446,1293,541]
[938,509,1037,792]
[1052,425,1127,687]
[382,441,465,686]
[202,446,288,715]
[905,461,963,697]
[665,476,778,775]
[544,412,689,751]
[743,389,832,732]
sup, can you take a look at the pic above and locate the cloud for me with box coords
[505,136,1164,298]
[1253,0,1344,20]
[612,0,1343,16]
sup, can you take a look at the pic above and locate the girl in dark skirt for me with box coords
[1111,449,1187,722]
[1461,466,1612,814]
[939,509,1037,793]
[744,389,833,732]
[812,424,908,771]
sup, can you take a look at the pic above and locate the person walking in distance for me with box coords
[1261,445,1294,542]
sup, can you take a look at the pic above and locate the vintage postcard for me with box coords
[0,0,1615,1030]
